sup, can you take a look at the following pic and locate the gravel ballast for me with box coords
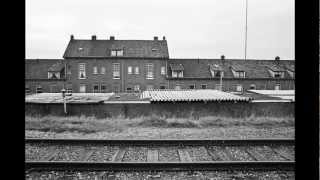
[25,170,295,180]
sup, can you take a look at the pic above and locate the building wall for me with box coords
[65,58,168,93]
[25,80,66,93]
[168,79,294,91]
[25,101,294,118]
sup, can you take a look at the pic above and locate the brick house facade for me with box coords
[25,35,295,93]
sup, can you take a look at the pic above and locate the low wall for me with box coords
[25,101,294,118]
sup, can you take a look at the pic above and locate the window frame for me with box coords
[100,84,107,93]
[101,67,106,74]
[175,84,182,90]
[78,63,86,79]
[111,49,124,57]
[128,66,133,75]
[36,85,43,94]
[236,84,243,92]
[274,84,281,90]
[200,84,207,89]
[113,63,121,79]
[134,85,140,92]
[189,84,195,89]
[134,67,139,74]
[93,84,100,93]
[146,63,154,79]
[161,66,166,75]
[93,66,98,74]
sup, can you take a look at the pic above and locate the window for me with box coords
[172,71,177,78]
[189,84,195,89]
[79,84,86,93]
[101,67,106,74]
[175,84,182,90]
[93,84,99,93]
[146,63,154,79]
[128,66,132,74]
[101,84,107,93]
[48,72,60,79]
[79,63,86,79]
[134,67,139,74]
[234,71,245,78]
[113,63,120,79]
[250,84,256,90]
[36,85,42,93]
[274,72,284,78]
[178,71,183,78]
[215,71,222,77]
[236,84,243,92]
[93,66,98,74]
[66,84,73,93]
[134,85,140,92]
[159,85,166,89]
[67,65,72,75]
[275,84,281,90]
[111,49,123,56]
[25,86,30,94]
[161,66,166,75]
[201,84,207,89]
[146,85,154,90]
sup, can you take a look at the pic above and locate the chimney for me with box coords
[221,55,225,60]
[275,56,280,61]
[91,35,97,40]
[163,36,166,40]
[154,36,158,41]
[70,35,74,40]
[110,36,115,40]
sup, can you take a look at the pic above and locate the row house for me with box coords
[25,35,295,94]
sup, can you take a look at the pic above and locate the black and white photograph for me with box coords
[25,0,299,179]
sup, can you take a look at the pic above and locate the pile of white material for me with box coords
[141,89,251,102]
[25,93,114,103]
[248,90,295,102]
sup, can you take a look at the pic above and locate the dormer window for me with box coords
[111,49,123,56]
[267,65,286,78]
[170,64,184,78]
[234,71,245,78]
[274,71,284,78]
[230,65,246,78]
[48,62,65,79]
[209,64,223,78]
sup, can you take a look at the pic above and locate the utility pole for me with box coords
[244,0,248,60]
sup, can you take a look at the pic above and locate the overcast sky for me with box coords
[26,0,294,60]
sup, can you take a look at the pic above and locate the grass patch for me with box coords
[25,115,294,134]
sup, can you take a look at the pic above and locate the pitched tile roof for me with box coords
[267,64,286,72]
[230,64,247,71]
[63,39,169,58]
[167,59,294,79]
[48,62,64,72]
[209,64,223,71]
[170,64,184,71]
[141,89,252,102]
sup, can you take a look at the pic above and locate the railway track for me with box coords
[25,138,295,172]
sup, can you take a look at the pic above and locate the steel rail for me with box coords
[25,161,295,171]
[25,138,295,146]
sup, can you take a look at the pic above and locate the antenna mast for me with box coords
[244,0,248,60]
